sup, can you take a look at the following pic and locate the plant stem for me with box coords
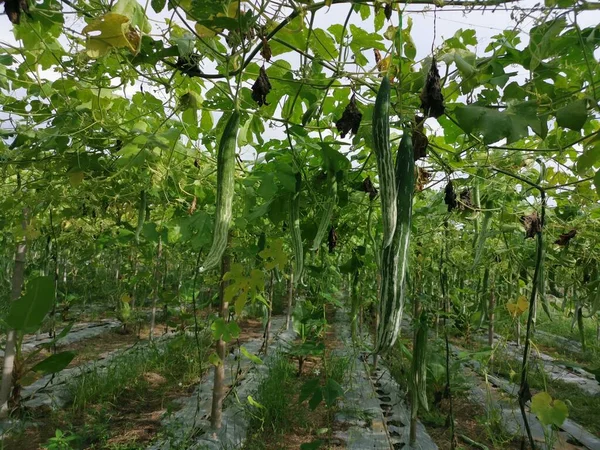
[518,190,546,450]
[211,251,231,430]
[0,209,27,418]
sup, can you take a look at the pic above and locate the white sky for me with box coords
[2,1,598,67]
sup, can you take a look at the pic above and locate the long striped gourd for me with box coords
[199,110,240,273]
[375,129,414,353]
[411,312,429,412]
[372,76,397,249]
[290,172,303,284]
[472,203,492,269]
[310,173,337,252]
[366,200,380,270]
[135,189,146,243]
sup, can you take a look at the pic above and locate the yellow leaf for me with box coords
[227,1,239,18]
[507,295,529,318]
[224,284,238,304]
[234,290,248,316]
[258,239,288,270]
[121,293,132,303]
[378,56,391,73]
[68,170,84,187]
[82,12,140,58]
[208,352,222,366]
[517,295,529,313]
[195,23,217,38]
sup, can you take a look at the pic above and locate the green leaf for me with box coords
[223,264,265,315]
[454,104,530,144]
[0,55,14,65]
[302,101,320,126]
[234,290,248,317]
[55,322,75,341]
[211,318,241,342]
[349,24,385,65]
[594,170,600,196]
[528,18,566,71]
[257,173,278,200]
[289,341,325,357]
[577,144,600,174]
[555,100,588,131]
[7,277,55,332]
[247,395,264,409]
[310,29,338,59]
[374,8,385,32]
[151,0,166,13]
[531,392,568,427]
[259,238,288,270]
[309,388,323,410]
[319,143,350,172]
[240,346,263,365]
[31,351,75,375]
[300,440,324,450]
[323,378,343,407]
[248,200,273,221]
[113,0,152,33]
[276,163,297,192]
[299,378,321,404]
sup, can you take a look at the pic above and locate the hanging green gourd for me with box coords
[376,129,415,353]
[372,76,397,249]
[310,172,337,252]
[199,110,240,273]
[290,172,303,284]
[135,190,146,243]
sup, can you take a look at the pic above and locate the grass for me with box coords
[327,354,351,385]
[452,321,600,438]
[386,337,522,450]
[69,333,209,411]
[246,354,301,442]
[536,309,599,345]
[534,332,600,368]
[5,332,211,450]
[244,347,349,449]
[492,352,600,437]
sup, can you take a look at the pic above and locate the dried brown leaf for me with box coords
[252,65,272,107]
[335,94,362,138]
[260,36,272,62]
[420,57,445,118]
[554,229,576,246]
[520,211,542,239]
[328,226,337,253]
[413,115,428,161]
[444,181,457,212]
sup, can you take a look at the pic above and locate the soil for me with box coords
[426,393,523,450]
[17,324,169,387]
[6,373,194,450]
